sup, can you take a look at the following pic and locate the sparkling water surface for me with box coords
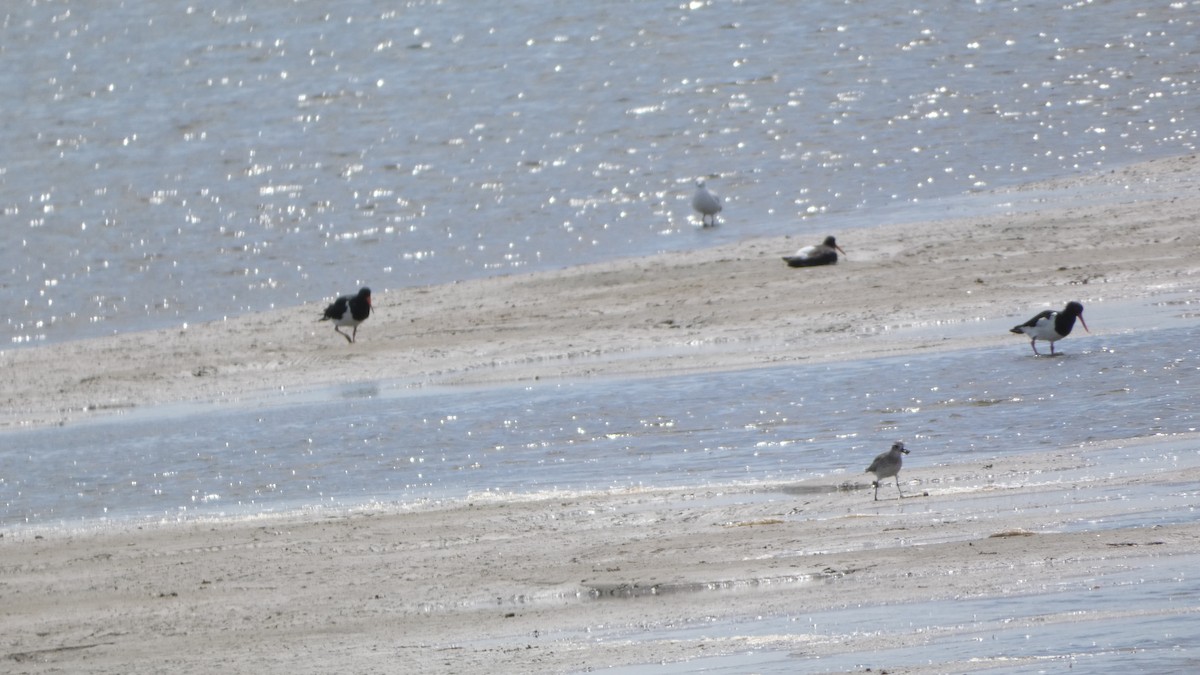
[3,4,1198,668]
[2,0,1196,344]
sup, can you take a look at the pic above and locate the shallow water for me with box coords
[3,304,1198,529]
[5,6,1198,669]
[3,0,1197,345]
[580,430,1200,674]
[595,551,1200,674]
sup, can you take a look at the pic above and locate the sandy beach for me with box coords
[4,154,1200,432]
[4,439,1199,673]
[4,155,1200,672]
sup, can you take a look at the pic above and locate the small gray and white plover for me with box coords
[865,441,910,501]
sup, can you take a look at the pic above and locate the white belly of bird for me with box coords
[1023,317,1060,341]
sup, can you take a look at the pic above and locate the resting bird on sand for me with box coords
[692,179,722,227]
[783,235,846,267]
[1009,301,1088,356]
[321,287,373,344]
[866,441,910,501]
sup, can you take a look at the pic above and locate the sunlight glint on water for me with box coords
[1,0,1196,344]
[2,322,1197,528]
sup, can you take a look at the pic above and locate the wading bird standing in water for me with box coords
[692,179,722,227]
[1010,301,1088,356]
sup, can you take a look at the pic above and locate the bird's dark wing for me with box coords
[322,297,348,321]
[1011,310,1055,332]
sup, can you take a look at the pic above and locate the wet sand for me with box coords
[4,154,1200,432]
[3,154,1200,672]
[4,437,1199,673]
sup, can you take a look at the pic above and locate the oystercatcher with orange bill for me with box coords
[1010,301,1088,356]
[321,287,372,343]
[783,235,846,267]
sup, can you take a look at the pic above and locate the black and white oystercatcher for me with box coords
[692,179,722,227]
[321,287,373,343]
[783,235,846,267]
[1010,301,1088,356]
[866,441,910,501]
